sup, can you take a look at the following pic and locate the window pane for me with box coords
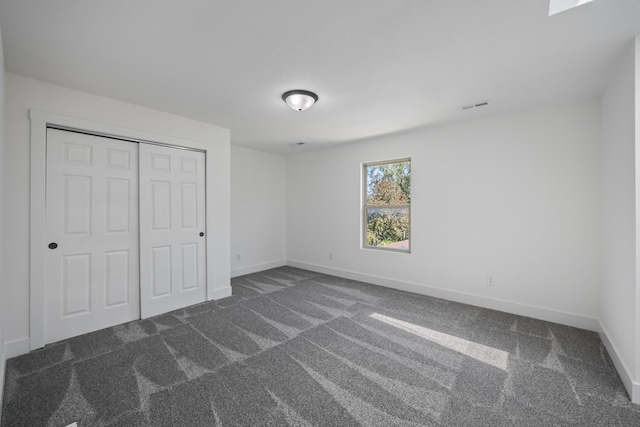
[366,161,411,205]
[366,207,409,250]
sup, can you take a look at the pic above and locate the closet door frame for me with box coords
[29,110,231,350]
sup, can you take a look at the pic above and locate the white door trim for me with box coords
[29,110,231,350]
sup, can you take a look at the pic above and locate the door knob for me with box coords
[48,242,58,249]
[199,232,204,237]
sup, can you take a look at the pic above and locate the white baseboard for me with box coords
[286,260,599,332]
[209,286,233,300]
[5,337,30,359]
[598,321,640,404]
[231,260,286,278]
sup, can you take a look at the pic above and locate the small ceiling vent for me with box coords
[461,100,490,111]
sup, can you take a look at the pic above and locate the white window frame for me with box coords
[362,158,411,253]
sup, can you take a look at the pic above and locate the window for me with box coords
[548,0,594,16]
[363,158,411,252]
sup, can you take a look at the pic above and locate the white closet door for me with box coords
[45,129,140,344]
[139,144,207,318]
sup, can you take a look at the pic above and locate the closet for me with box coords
[44,128,207,344]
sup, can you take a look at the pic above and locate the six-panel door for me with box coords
[45,129,207,344]
[139,143,207,318]
[45,129,140,343]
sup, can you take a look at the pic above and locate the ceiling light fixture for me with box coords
[282,90,318,112]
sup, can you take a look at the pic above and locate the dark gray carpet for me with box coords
[2,267,639,426]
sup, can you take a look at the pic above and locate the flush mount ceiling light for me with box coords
[282,90,318,112]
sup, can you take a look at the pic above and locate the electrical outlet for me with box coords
[487,276,495,286]
[329,252,334,261]
[236,254,241,261]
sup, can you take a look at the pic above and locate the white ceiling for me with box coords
[0,0,639,155]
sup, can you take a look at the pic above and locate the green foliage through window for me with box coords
[363,159,411,251]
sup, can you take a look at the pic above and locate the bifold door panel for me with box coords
[44,129,207,345]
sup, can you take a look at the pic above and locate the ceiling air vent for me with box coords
[461,100,490,111]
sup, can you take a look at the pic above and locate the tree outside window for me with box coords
[363,159,411,252]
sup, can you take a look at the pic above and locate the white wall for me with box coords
[2,73,230,356]
[0,21,6,418]
[287,100,601,329]
[231,146,286,277]
[636,34,640,405]
[600,38,638,400]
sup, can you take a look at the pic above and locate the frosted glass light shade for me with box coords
[282,90,318,112]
